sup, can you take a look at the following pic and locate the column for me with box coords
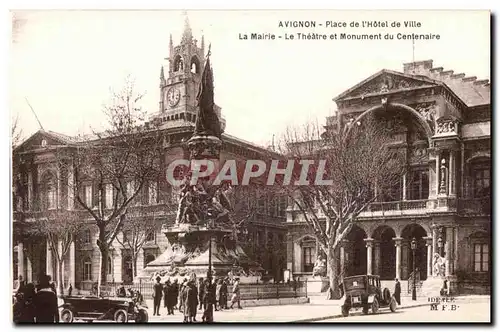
[18,242,24,281]
[68,166,74,210]
[425,237,433,278]
[435,153,440,197]
[113,251,123,283]
[46,240,53,278]
[373,241,381,276]
[402,173,407,201]
[27,172,33,211]
[445,227,453,276]
[393,237,402,280]
[26,256,32,283]
[449,150,455,197]
[454,227,459,275]
[432,228,437,256]
[365,238,373,275]
[293,241,302,273]
[460,143,465,197]
[69,241,75,287]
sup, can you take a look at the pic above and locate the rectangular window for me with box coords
[149,181,158,205]
[473,168,490,198]
[408,169,429,200]
[83,261,92,281]
[303,247,314,273]
[126,181,138,205]
[474,243,489,272]
[85,185,92,207]
[105,184,114,209]
[47,186,57,210]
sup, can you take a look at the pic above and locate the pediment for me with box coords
[334,70,439,101]
[14,130,76,153]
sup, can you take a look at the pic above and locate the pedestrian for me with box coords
[197,278,205,310]
[202,279,216,322]
[191,279,199,322]
[68,284,73,297]
[182,280,197,323]
[441,279,449,296]
[221,278,228,309]
[16,275,26,295]
[117,283,126,297]
[152,276,163,316]
[229,277,242,309]
[178,279,187,313]
[33,275,59,323]
[394,278,401,305]
[172,279,179,310]
[215,279,222,311]
[14,282,36,323]
[163,280,170,309]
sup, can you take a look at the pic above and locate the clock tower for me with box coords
[153,16,225,130]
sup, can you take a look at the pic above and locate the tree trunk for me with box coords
[132,254,137,279]
[98,228,108,285]
[57,259,64,296]
[326,248,341,300]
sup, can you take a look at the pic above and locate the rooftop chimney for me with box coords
[403,59,433,75]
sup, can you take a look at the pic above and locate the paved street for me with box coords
[317,302,490,323]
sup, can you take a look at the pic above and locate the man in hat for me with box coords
[153,276,163,316]
[33,275,59,323]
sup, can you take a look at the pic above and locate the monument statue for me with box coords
[141,45,262,282]
[433,253,446,277]
[312,255,327,277]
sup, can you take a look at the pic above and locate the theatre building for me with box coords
[286,60,491,294]
[12,20,287,291]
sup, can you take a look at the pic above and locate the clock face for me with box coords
[167,88,181,107]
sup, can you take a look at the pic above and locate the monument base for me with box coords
[138,224,263,283]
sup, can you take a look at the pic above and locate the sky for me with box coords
[10,10,490,147]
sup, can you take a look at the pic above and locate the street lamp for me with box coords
[411,237,417,301]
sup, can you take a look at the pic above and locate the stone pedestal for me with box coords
[140,224,263,282]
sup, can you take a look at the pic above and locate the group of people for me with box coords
[13,275,60,323]
[152,275,243,323]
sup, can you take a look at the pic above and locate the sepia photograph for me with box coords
[9,8,491,324]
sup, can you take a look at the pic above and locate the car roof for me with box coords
[343,275,380,279]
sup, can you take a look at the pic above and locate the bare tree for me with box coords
[11,114,23,150]
[276,116,405,298]
[115,211,158,279]
[29,210,84,295]
[70,76,163,285]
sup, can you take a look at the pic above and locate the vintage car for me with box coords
[340,274,397,317]
[59,294,148,323]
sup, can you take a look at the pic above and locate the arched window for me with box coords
[174,55,184,72]
[107,257,112,275]
[146,231,155,243]
[190,56,200,74]
[83,257,92,281]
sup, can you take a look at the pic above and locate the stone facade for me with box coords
[12,19,286,291]
[287,60,491,295]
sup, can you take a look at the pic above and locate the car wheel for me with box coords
[341,305,349,317]
[60,309,74,323]
[390,297,397,312]
[135,309,149,323]
[114,309,128,323]
[371,298,379,314]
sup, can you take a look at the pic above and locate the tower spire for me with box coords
[169,33,173,53]
[160,65,165,85]
[181,13,193,44]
